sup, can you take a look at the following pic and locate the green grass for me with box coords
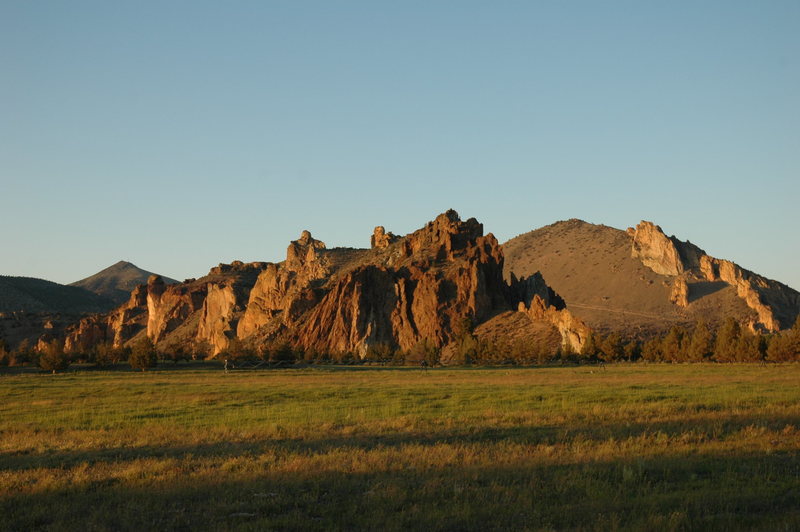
[1,364,799,531]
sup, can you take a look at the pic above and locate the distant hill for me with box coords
[69,261,178,305]
[0,276,114,314]
[503,219,800,337]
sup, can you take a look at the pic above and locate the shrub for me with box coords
[0,339,9,366]
[269,342,297,364]
[364,342,394,363]
[767,328,800,362]
[12,339,35,366]
[408,338,440,366]
[96,342,127,366]
[129,337,158,371]
[38,339,69,374]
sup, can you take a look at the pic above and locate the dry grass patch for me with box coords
[1,364,799,530]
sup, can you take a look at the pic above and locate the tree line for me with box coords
[1,316,799,373]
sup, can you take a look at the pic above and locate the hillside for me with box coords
[503,219,800,337]
[0,276,114,314]
[70,261,178,305]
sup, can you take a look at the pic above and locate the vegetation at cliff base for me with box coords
[1,365,799,530]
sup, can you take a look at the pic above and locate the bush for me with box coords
[96,343,127,366]
[364,342,394,363]
[0,339,9,366]
[12,339,35,366]
[38,339,69,374]
[129,337,158,371]
[269,342,297,364]
[407,338,440,366]
[767,329,800,362]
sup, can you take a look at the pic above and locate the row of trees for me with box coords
[2,316,799,372]
[582,317,800,363]
[0,337,160,372]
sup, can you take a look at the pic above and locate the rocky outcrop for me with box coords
[700,256,786,331]
[237,232,331,341]
[196,262,266,355]
[627,221,798,331]
[292,211,512,355]
[286,231,327,274]
[371,226,399,249]
[629,221,684,276]
[64,316,108,353]
[146,275,206,343]
[107,285,149,347]
[510,272,564,310]
[58,211,581,359]
[517,295,590,353]
[670,277,689,307]
[53,212,800,361]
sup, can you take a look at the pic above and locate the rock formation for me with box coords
[628,222,795,331]
[517,295,590,353]
[629,221,685,276]
[371,226,399,249]
[505,218,800,337]
[61,210,578,360]
[59,211,799,360]
[699,256,785,331]
[670,277,689,308]
[64,262,265,354]
[237,232,332,341]
[248,210,516,356]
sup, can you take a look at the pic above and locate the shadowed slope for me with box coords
[0,275,114,314]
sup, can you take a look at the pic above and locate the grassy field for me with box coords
[1,364,799,531]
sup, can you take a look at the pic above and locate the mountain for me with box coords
[0,276,118,350]
[48,213,800,361]
[64,211,586,358]
[0,276,114,314]
[503,219,800,337]
[69,261,178,306]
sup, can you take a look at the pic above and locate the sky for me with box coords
[1,1,798,290]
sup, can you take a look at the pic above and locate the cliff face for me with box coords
[698,256,793,332]
[292,212,510,354]
[146,275,206,343]
[65,262,265,354]
[63,210,574,359]
[518,296,590,353]
[627,221,798,332]
[629,221,685,276]
[59,212,800,359]
[237,233,330,340]
[240,210,518,356]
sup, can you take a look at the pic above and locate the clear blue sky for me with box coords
[2,1,798,289]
